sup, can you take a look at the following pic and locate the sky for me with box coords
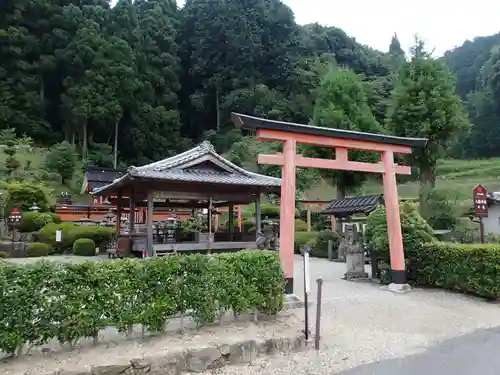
[112,0,500,57]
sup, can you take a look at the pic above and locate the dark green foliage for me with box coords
[424,188,459,230]
[25,243,50,258]
[295,219,308,232]
[312,230,342,259]
[72,238,96,256]
[19,212,57,233]
[65,226,115,250]
[44,142,77,183]
[293,230,341,258]
[365,202,435,281]
[309,67,382,199]
[3,181,50,213]
[3,140,20,178]
[0,251,10,258]
[387,40,470,217]
[413,242,500,300]
[0,251,284,355]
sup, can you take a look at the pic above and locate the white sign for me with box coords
[304,252,310,293]
[55,230,62,243]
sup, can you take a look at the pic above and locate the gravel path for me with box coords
[206,256,500,374]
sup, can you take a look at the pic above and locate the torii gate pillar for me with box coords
[232,113,427,294]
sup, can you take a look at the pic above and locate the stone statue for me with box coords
[343,223,368,280]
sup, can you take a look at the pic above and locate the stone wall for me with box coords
[41,335,306,375]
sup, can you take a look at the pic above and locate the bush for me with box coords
[295,219,308,232]
[65,226,115,250]
[311,230,342,259]
[365,202,435,279]
[0,251,10,258]
[3,181,51,213]
[50,213,62,224]
[0,251,284,355]
[37,222,79,251]
[294,231,318,254]
[44,141,77,183]
[25,242,50,257]
[413,242,500,300]
[19,212,56,233]
[72,238,96,256]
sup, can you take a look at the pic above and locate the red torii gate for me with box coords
[232,113,427,294]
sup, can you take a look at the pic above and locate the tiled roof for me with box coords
[92,141,281,195]
[85,166,125,184]
[322,195,382,216]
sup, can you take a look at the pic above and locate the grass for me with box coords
[303,157,500,204]
[0,145,90,204]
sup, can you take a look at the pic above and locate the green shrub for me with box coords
[3,181,50,213]
[0,251,10,258]
[0,251,284,355]
[72,238,96,256]
[26,242,50,257]
[295,219,308,232]
[65,226,115,250]
[19,212,56,233]
[294,231,318,254]
[414,242,500,300]
[50,213,62,224]
[365,202,435,280]
[311,230,342,259]
[37,222,79,250]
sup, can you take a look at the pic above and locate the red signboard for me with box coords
[473,185,488,217]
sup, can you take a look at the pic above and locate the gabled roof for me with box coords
[81,166,126,194]
[92,141,281,196]
[322,195,383,217]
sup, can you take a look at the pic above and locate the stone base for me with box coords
[343,271,369,280]
[283,294,304,309]
[381,283,412,294]
[45,334,307,375]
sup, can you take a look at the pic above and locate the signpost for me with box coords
[301,245,311,341]
[473,185,488,243]
[8,207,21,251]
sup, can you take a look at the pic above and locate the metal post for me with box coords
[314,278,323,350]
[301,245,311,341]
[480,217,485,244]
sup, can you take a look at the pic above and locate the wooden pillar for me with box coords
[306,209,312,232]
[147,191,154,257]
[381,150,406,286]
[255,193,262,234]
[115,191,122,235]
[128,190,135,255]
[330,215,335,231]
[280,139,296,294]
[228,204,234,241]
[237,205,242,232]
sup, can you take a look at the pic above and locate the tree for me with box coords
[309,67,382,201]
[3,140,20,179]
[44,141,78,184]
[386,40,470,218]
[388,33,405,70]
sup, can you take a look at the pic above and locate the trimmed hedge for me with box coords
[73,238,96,256]
[294,230,341,258]
[26,242,50,257]
[37,223,114,253]
[19,212,57,233]
[0,251,284,355]
[413,242,500,300]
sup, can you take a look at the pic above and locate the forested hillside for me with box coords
[443,32,500,158]
[0,0,395,165]
[1,0,499,211]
